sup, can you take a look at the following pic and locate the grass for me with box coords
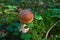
[0,0,60,40]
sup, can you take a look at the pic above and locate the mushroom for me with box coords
[18,9,34,33]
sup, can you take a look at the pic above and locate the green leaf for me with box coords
[0,24,2,26]
[47,9,60,18]
[25,38,30,40]
[21,34,31,39]
[34,13,43,20]
[14,27,19,31]
[51,15,60,18]
[0,11,3,15]
[6,19,11,23]
[4,11,10,15]
[13,31,18,36]
[0,34,3,38]
[6,26,13,32]
[5,5,17,10]
[12,22,20,27]
[27,22,33,28]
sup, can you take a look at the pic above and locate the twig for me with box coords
[45,20,60,39]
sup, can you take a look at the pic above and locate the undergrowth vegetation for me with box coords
[0,0,60,40]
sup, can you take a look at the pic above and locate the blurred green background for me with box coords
[0,0,60,40]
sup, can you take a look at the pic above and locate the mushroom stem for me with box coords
[19,24,29,33]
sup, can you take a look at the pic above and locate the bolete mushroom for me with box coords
[18,9,34,33]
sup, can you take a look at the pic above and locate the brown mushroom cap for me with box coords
[18,9,34,24]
